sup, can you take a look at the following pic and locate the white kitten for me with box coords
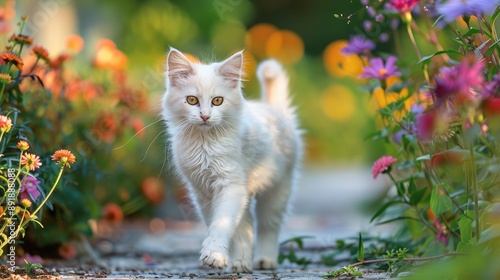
[162,48,302,273]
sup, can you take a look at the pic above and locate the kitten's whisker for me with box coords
[114,117,163,150]
[140,130,165,162]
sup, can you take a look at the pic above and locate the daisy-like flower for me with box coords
[9,34,33,45]
[437,0,500,23]
[21,153,42,171]
[359,56,401,81]
[51,149,76,168]
[20,198,32,208]
[20,176,41,201]
[32,45,50,64]
[372,155,397,179]
[17,140,29,151]
[1,51,23,71]
[0,73,11,84]
[0,115,12,133]
[341,35,375,55]
[434,56,484,106]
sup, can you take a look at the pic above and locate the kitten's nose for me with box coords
[200,115,210,122]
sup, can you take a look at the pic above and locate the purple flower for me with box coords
[437,0,500,23]
[359,56,401,80]
[20,176,41,201]
[342,35,375,55]
[434,57,484,105]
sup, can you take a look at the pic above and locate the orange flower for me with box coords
[0,73,11,84]
[131,118,145,138]
[93,113,119,143]
[66,34,84,53]
[50,53,71,69]
[32,45,50,63]
[58,243,77,259]
[51,149,76,168]
[0,115,12,132]
[17,140,29,151]
[141,177,165,204]
[1,51,23,70]
[102,203,123,224]
[21,153,42,171]
[9,33,33,45]
[93,39,127,70]
[64,80,102,103]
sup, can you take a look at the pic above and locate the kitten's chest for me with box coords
[172,134,238,185]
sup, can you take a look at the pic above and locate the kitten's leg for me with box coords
[253,176,293,270]
[200,185,249,270]
[229,205,254,273]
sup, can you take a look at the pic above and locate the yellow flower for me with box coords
[21,153,42,171]
[17,140,29,151]
[21,198,32,208]
[51,149,76,168]
[0,73,11,84]
[0,115,12,133]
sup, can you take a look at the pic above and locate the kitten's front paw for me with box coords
[253,257,277,270]
[200,250,228,270]
[230,259,253,274]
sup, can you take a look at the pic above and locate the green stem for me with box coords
[406,22,422,60]
[469,145,480,241]
[31,164,65,217]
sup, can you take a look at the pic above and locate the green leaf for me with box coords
[485,39,500,56]
[418,49,462,64]
[461,28,482,37]
[357,233,364,262]
[370,200,404,223]
[416,154,431,161]
[459,216,473,243]
[375,216,420,225]
[410,187,427,206]
[491,7,500,26]
[430,185,452,216]
[478,224,500,244]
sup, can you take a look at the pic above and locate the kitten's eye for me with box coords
[186,96,199,105]
[212,97,224,106]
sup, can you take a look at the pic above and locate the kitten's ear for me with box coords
[219,50,243,88]
[167,48,194,86]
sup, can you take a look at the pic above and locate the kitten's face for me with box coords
[163,49,243,129]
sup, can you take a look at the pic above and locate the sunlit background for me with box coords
[18,0,391,164]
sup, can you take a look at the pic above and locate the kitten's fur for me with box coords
[162,48,302,273]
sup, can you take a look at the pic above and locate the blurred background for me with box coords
[8,0,397,258]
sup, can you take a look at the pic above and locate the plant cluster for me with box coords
[338,0,500,276]
[0,4,162,261]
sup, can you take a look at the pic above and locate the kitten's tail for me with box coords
[257,59,293,115]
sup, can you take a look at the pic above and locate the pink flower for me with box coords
[20,176,41,201]
[372,156,397,179]
[388,0,420,14]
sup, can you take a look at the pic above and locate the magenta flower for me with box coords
[341,35,375,55]
[434,57,484,106]
[437,0,500,23]
[388,0,420,14]
[20,176,41,201]
[359,56,401,81]
[372,156,398,179]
